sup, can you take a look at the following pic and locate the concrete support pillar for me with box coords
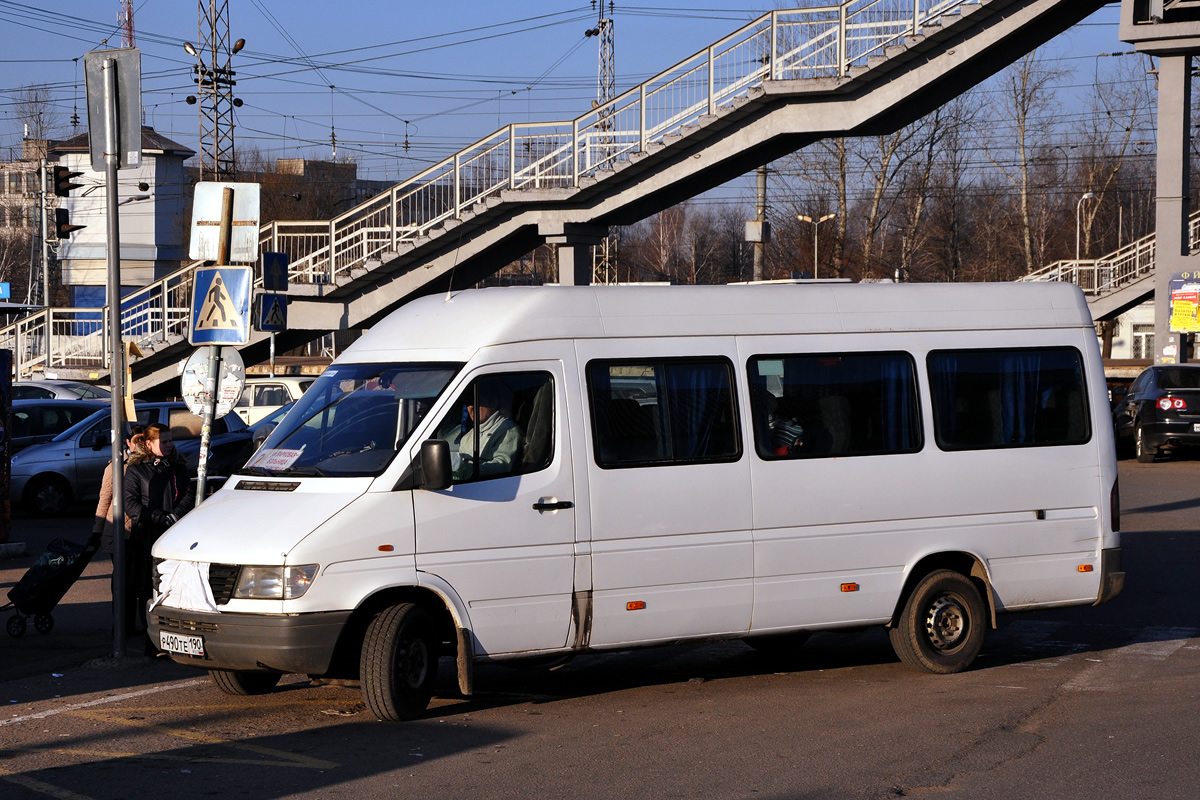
[1153,54,1194,364]
[540,222,607,286]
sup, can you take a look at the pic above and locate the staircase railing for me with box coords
[3,0,986,378]
[259,0,983,287]
[1021,210,1200,296]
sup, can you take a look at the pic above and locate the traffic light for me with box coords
[52,165,83,197]
[54,208,84,239]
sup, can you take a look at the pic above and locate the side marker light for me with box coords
[626,601,646,611]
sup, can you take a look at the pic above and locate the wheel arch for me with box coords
[22,471,74,513]
[327,580,473,694]
[889,551,996,630]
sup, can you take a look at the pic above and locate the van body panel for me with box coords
[154,478,372,566]
[412,358,577,656]
[147,284,1121,696]
[575,336,754,645]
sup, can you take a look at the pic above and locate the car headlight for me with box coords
[233,564,319,599]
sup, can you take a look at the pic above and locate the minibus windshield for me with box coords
[243,362,461,477]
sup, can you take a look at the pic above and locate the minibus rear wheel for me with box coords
[889,569,985,674]
[360,603,436,722]
[209,669,282,696]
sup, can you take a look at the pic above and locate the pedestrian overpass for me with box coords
[3,0,1108,392]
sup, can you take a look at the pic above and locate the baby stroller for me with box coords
[3,537,99,637]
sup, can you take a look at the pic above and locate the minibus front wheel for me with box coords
[889,569,985,674]
[360,603,437,722]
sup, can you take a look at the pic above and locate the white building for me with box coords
[49,127,194,304]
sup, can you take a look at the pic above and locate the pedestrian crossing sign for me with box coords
[190,266,253,345]
[256,293,287,332]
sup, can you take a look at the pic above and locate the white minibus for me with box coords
[150,283,1124,721]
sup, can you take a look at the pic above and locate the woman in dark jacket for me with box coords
[123,422,194,653]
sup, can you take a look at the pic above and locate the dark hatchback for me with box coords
[1113,363,1200,462]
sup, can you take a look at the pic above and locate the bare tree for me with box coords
[1072,54,1156,258]
[983,51,1067,274]
[13,84,61,145]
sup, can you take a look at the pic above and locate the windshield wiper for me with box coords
[237,466,274,477]
[282,465,329,477]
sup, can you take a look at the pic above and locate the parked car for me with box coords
[10,399,108,452]
[12,380,111,401]
[1112,363,1200,462]
[248,400,295,451]
[10,402,251,516]
[233,377,314,424]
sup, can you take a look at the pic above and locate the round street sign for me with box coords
[181,347,246,418]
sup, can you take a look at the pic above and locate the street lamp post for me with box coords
[797,212,836,279]
[1076,191,1096,263]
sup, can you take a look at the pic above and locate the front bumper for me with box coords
[149,607,351,674]
[1094,547,1125,605]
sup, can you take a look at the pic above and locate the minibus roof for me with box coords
[346,282,1093,361]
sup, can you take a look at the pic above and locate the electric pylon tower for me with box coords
[593,2,617,284]
[186,0,242,181]
[118,0,134,47]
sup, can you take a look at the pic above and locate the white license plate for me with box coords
[159,631,205,656]
[1192,423,1200,433]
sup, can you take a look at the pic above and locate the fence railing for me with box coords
[3,0,985,378]
[256,0,983,289]
[1021,211,1200,296]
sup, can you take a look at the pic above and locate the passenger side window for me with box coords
[928,347,1090,450]
[433,372,554,484]
[587,358,740,469]
[748,352,922,460]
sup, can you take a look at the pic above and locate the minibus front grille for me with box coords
[208,564,240,605]
[155,614,219,634]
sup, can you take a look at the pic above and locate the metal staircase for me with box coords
[2,0,1106,391]
[1019,211,1200,320]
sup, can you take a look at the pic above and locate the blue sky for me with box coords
[1,1,1130,198]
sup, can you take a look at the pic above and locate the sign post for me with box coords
[188,184,256,505]
[84,47,140,659]
[260,252,289,377]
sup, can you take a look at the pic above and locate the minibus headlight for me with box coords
[233,565,319,599]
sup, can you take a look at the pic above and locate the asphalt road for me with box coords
[1,459,1197,799]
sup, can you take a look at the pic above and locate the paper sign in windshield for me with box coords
[249,448,304,471]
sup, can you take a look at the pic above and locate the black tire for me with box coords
[360,603,437,722]
[1135,424,1156,463]
[34,613,54,634]
[889,569,986,674]
[24,475,72,517]
[209,669,283,696]
[6,615,26,638]
[746,631,811,655]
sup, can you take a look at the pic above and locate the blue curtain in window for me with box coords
[665,363,729,459]
[879,356,916,450]
[999,352,1041,444]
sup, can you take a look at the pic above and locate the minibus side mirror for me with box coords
[419,440,452,491]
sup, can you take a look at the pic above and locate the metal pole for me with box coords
[269,331,276,378]
[753,165,766,281]
[103,57,129,658]
[196,186,233,505]
[40,159,50,309]
[814,224,819,280]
